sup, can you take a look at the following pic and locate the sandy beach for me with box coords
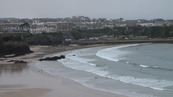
[0,45,127,97]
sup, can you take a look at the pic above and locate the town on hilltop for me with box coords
[0,16,173,34]
[1,16,173,57]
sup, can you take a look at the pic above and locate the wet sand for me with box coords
[0,45,127,97]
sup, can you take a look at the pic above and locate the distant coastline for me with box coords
[71,38,173,45]
[1,37,173,58]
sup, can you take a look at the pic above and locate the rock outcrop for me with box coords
[39,55,65,61]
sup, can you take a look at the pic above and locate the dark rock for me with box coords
[8,60,27,63]
[15,60,27,63]
[39,55,65,61]
[60,55,65,59]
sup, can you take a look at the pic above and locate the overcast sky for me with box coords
[0,0,173,19]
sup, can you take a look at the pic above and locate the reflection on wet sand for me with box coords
[0,63,28,75]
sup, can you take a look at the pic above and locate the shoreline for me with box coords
[54,43,173,97]
[0,44,127,97]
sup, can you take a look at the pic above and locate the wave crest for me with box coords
[96,44,139,62]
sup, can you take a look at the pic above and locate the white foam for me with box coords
[59,56,173,92]
[58,59,109,77]
[38,57,173,94]
[140,64,149,68]
[62,48,97,68]
[89,63,97,66]
[96,44,139,62]
[107,75,173,91]
[60,44,173,91]
[35,44,173,97]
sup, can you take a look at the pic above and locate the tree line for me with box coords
[1,26,173,56]
[71,26,173,40]
[0,32,63,57]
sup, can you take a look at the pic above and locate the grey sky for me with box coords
[0,0,173,19]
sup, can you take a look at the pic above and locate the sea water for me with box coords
[36,43,173,97]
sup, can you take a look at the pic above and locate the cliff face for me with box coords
[0,42,32,57]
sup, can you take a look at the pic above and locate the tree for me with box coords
[71,31,82,40]
[20,22,30,32]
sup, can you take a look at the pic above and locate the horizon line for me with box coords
[0,16,173,20]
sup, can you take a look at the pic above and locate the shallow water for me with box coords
[36,43,173,97]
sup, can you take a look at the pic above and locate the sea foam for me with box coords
[107,75,173,91]
[58,47,173,91]
[96,44,139,62]
[36,44,173,97]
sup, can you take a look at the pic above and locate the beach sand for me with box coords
[0,45,127,97]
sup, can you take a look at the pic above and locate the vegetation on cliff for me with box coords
[25,32,63,45]
[71,26,173,40]
[0,34,32,57]
[1,26,173,56]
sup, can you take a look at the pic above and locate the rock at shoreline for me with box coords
[8,60,27,63]
[39,55,65,61]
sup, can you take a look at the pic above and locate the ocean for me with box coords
[36,43,173,97]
